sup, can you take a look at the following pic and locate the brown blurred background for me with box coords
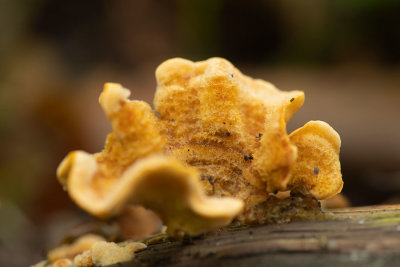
[0,0,399,265]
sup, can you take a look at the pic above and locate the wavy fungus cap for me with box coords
[57,58,342,236]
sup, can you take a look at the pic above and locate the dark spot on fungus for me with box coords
[202,140,207,145]
[226,132,231,136]
[314,167,319,175]
[230,73,234,78]
[290,98,295,102]
[244,155,253,161]
[274,190,278,194]
[256,133,263,138]
[201,175,207,181]
[223,122,226,124]
[187,149,190,151]
[207,176,214,184]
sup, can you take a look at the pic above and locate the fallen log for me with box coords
[120,205,400,267]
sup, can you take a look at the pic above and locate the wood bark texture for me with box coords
[115,205,400,267]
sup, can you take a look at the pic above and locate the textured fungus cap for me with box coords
[57,82,244,236]
[288,120,343,199]
[57,58,343,235]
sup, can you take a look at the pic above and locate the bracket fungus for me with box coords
[57,57,343,236]
[42,234,146,267]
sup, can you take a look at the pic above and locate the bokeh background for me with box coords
[0,0,399,265]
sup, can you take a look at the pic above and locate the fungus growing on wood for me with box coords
[287,121,343,199]
[43,234,146,267]
[47,234,105,263]
[57,57,342,236]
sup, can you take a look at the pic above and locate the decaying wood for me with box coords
[114,205,400,267]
